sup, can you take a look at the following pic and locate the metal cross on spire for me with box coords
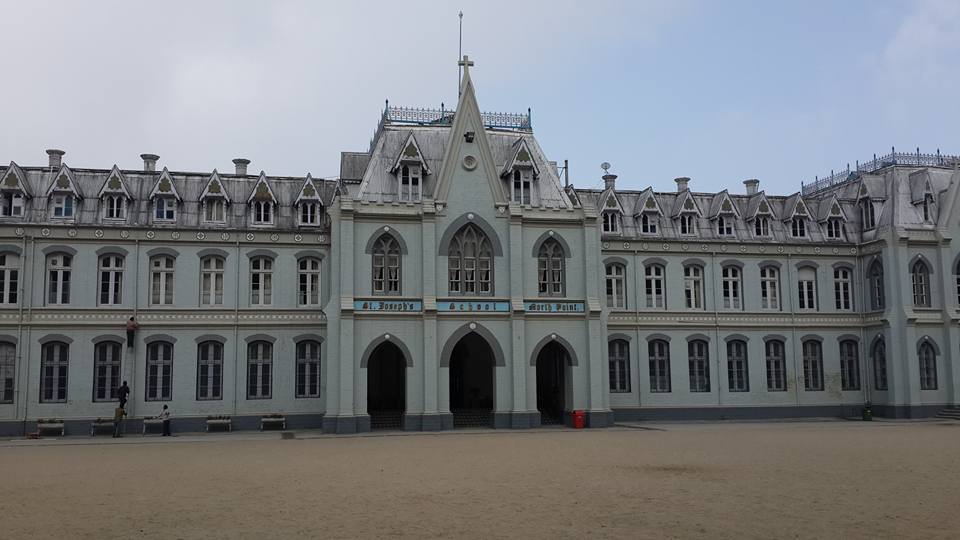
[458,55,474,96]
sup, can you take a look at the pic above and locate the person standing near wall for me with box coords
[158,405,171,436]
[117,381,130,410]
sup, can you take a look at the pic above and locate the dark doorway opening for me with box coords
[367,342,406,430]
[449,332,495,428]
[536,342,568,425]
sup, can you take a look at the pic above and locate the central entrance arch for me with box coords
[367,341,406,430]
[449,332,496,428]
[533,338,575,426]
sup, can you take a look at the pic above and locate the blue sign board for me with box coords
[354,300,423,312]
[437,301,510,312]
[524,301,585,313]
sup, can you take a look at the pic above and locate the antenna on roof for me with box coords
[458,11,464,97]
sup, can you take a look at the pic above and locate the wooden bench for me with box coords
[206,417,232,432]
[142,418,164,435]
[90,418,115,436]
[37,419,65,437]
[260,415,286,431]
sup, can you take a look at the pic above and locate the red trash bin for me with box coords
[572,410,586,429]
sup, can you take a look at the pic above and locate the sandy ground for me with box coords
[1,421,958,540]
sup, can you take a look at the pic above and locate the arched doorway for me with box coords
[536,342,568,425]
[367,342,406,430]
[449,332,495,427]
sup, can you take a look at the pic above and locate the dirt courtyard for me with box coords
[1,421,958,539]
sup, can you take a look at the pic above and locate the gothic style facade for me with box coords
[0,60,957,435]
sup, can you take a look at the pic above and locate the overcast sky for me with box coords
[1,0,958,194]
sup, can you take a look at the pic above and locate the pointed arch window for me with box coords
[93,341,122,402]
[765,339,786,391]
[717,216,734,237]
[0,341,14,403]
[869,261,884,310]
[0,253,19,305]
[679,214,696,236]
[873,338,887,391]
[602,211,621,234]
[512,169,531,205]
[640,214,658,235]
[252,200,273,225]
[760,266,780,310]
[826,218,843,239]
[840,339,860,391]
[400,165,421,203]
[683,265,703,310]
[40,341,69,403]
[919,341,937,390]
[688,340,710,392]
[648,339,671,393]
[608,339,630,393]
[537,239,565,297]
[372,235,401,295]
[861,199,876,229]
[448,224,492,295]
[103,194,126,220]
[726,340,749,392]
[1,192,24,217]
[911,260,930,307]
[605,263,626,308]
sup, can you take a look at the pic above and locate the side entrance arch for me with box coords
[532,336,577,425]
[366,341,407,430]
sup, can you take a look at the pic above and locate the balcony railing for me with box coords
[384,104,531,130]
[802,148,959,196]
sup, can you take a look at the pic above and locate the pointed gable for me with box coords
[295,174,322,205]
[908,169,933,204]
[1,161,31,197]
[246,172,278,204]
[598,187,625,214]
[817,193,847,222]
[46,164,82,199]
[708,190,740,219]
[500,138,540,177]
[633,188,663,216]
[199,170,230,203]
[97,165,132,199]
[148,167,181,201]
[390,131,431,175]
[782,192,810,221]
[433,58,509,205]
[744,191,777,221]
[672,189,702,217]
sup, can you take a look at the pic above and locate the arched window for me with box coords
[834,267,852,310]
[0,253,19,305]
[911,260,930,307]
[721,266,741,310]
[869,261,884,310]
[760,266,780,310]
[372,235,401,295]
[537,238,565,297]
[250,257,273,306]
[726,339,749,392]
[839,339,860,391]
[791,217,806,238]
[605,263,626,308]
[296,340,321,398]
[797,267,818,310]
[512,169,531,205]
[679,214,696,236]
[448,224,492,295]
[919,341,937,390]
[200,256,225,306]
[98,255,124,306]
[400,165,421,203]
[754,216,770,237]
[0,341,15,403]
[150,256,175,306]
[93,341,122,402]
[644,264,665,308]
[683,265,703,310]
[40,341,69,403]
[608,339,630,393]
[247,341,273,399]
[640,214,658,235]
[717,216,733,237]
[252,200,273,224]
[602,211,620,234]
[765,339,786,391]
[197,341,223,400]
[688,339,710,392]
[802,340,823,391]
[862,199,875,229]
[955,259,960,307]
[648,339,670,393]
[299,258,322,305]
[145,341,173,401]
[46,253,71,305]
[872,338,887,391]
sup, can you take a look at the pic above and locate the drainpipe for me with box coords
[709,250,721,407]
[786,253,800,407]
[856,252,869,405]
[130,239,141,419]
[233,239,241,416]
[16,233,29,431]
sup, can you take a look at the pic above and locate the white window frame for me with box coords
[511,169,531,205]
[51,194,75,219]
[717,216,734,237]
[252,200,274,225]
[862,200,875,229]
[605,263,626,309]
[46,253,71,305]
[648,339,671,393]
[200,256,225,306]
[688,340,710,392]
[791,217,806,238]
[826,218,842,239]
[765,339,787,392]
[400,165,422,203]
[760,266,780,310]
[754,216,770,237]
[721,266,741,310]
[640,214,658,235]
[679,214,696,236]
[911,261,930,307]
[0,192,24,217]
[93,341,122,402]
[102,195,126,221]
[834,267,853,310]
[298,257,321,306]
[299,202,321,226]
[250,257,274,306]
[602,211,620,234]
[145,341,173,401]
[98,255,124,306]
[683,265,703,310]
[644,264,665,308]
[203,199,227,224]
[0,254,19,305]
[797,269,818,311]
[154,198,176,222]
[150,256,175,306]
[40,341,69,403]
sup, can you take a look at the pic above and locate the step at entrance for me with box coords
[370,411,403,430]
[935,407,960,420]
[452,409,492,428]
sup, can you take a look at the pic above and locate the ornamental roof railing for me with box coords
[368,102,532,152]
[801,147,959,196]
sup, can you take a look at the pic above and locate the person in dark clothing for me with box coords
[158,405,171,436]
[112,406,125,438]
[126,317,139,348]
[117,381,130,410]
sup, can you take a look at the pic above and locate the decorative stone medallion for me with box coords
[467,213,474,220]
[794,246,802,253]
[497,206,505,214]
[220,232,230,241]
[120,230,130,239]
[245,233,255,241]
[14,227,24,236]
[548,230,554,236]
[758,246,766,253]
[270,233,280,242]
[462,155,478,170]
[41,228,50,237]
[196,232,206,240]
[832,247,840,254]
[777,246,784,253]
[94,229,104,238]
[662,243,670,251]
[814,247,822,254]
[701,244,708,251]
[624,242,632,249]
[383,226,390,232]
[384,334,391,340]
[469,322,477,330]
[739,245,747,253]
[720,245,728,252]
[435,203,444,212]
[67,229,78,238]
[850,247,858,255]
[146,230,156,239]
[294,234,303,243]
[171,231,181,240]
[602,242,609,249]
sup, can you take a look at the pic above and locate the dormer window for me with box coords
[826,218,842,239]
[155,198,176,221]
[399,165,421,203]
[602,211,621,234]
[103,195,125,220]
[1,193,24,217]
[52,195,75,219]
[204,200,226,223]
[679,215,696,236]
[717,216,733,236]
[862,200,875,229]
[754,216,770,237]
[640,214,658,235]
[920,196,934,223]
[300,202,321,225]
[791,218,806,238]
[252,200,273,224]
[512,169,531,205]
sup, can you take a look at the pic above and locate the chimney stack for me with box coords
[675,177,690,192]
[140,154,159,172]
[744,178,760,195]
[233,158,250,176]
[46,149,65,169]
[602,173,617,191]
